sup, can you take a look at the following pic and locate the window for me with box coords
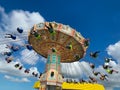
[51,71,54,77]
[52,55,56,63]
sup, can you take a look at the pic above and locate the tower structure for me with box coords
[40,51,63,90]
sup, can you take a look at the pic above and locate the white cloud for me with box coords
[20,49,39,65]
[95,62,120,90]
[20,49,46,65]
[0,44,10,53]
[96,45,120,90]
[0,5,45,76]
[0,6,45,32]
[0,59,40,77]
[61,61,93,79]
[106,41,120,64]
[105,41,120,90]
[4,75,30,82]
[61,59,120,90]
[0,5,45,45]
[29,67,40,74]
[0,5,45,66]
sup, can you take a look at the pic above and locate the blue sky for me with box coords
[0,0,120,90]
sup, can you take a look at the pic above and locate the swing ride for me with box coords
[28,21,105,90]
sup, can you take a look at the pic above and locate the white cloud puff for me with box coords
[20,49,39,65]
[61,59,120,90]
[96,63,120,90]
[105,41,120,90]
[106,41,120,64]
[61,61,93,79]
[0,59,40,77]
[0,5,45,45]
[0,6,45,79]
[0,6,45,32]
[0,44,10,53]
[4,75,30,82]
